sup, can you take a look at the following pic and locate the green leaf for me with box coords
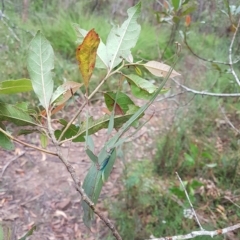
[0,103,36,126]
[124,74,157,100]
[0,221,15,240]
[0,79,32,94]
[104,91,135,114]
[0,123,14,150]
[27,31,54,109]
[15,102,29,112]
[184,153,195,166]
[55,108,139,142]
[172,0,182,11]
[40,133,48,148]
[17,129,39,136]
[181,6,196,16]
[0,225,3,240]
[106,2,141,70]
[74,24,108,69]
[135,66,142,76]
[169,186,185,199]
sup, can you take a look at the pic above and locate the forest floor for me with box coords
[0,95,178,240]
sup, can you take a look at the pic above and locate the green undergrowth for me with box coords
[107,158,240,239]
[107,104,240,238]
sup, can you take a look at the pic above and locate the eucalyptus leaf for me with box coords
[104,91,135,114]
[125,74,157,100]
[55,108,139,142]
[0,103,36,126]
[27,31,54,109]
[0,79,32,94]
[172,0,181,11]
[40,133,48,148]
[74,24,108,69]
[106,2,141,70]
[0,122,14,150]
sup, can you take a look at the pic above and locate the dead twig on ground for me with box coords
[147,223,240,240]
[1,151,25,177]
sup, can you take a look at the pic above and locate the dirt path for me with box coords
[0,99,178,240]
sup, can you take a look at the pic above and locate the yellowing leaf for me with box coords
[144,61,181,78]
[76,29,100,88]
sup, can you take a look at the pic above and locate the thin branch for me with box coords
[147,173,240,239]
[219,105,240,134]
[156,91,185,103]
[224,196,240,209]
[1,151,26,177]
[146,223,240,240]
[58,101,87,142]
[46,112,122,239]
[88,62,125,100]
[172,79,240,97]
[184,33,240,65]
[58,154,122,240]
[1,17,20,42]
[176,172,203,231]
[0,128,57,156]
[228,16,240,86]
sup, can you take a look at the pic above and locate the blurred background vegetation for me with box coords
[1,0,240,239]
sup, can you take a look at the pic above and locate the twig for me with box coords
[156,91,185,103]
[172,79,240,97]
[146,223,240,240]
[1,151,26,177]
[20,193,43,206]
[58,101,87,142]
[1,16,20,42]
[224,196,240,209]
[228,17,240,86]
[46,113,122,239]
[148,173,240,239]
[88,62,124,100]
[219,105,240,134]
[184,33,240,65]
[0,128,57,156]
[175,172,204,231]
